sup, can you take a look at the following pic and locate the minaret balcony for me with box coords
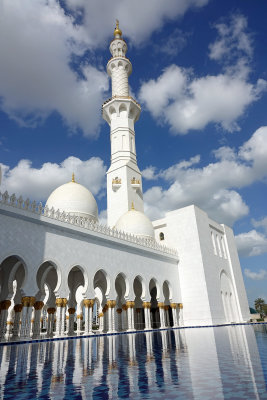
[112,178,121,191]
[131,178,141,190]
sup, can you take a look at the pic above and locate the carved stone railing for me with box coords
[0,191,178,257]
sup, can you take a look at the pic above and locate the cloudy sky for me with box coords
[0,0,266,306]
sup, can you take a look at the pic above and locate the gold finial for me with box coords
[131,202,135,210]
[114,19,122,37]
[72,172,75,183]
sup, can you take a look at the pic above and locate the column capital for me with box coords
[164,305,169,311]
[14,303,23,313]
[170,303,177,309]
[34,301,44,310]
[126,300,135,308]
[142,302,151,309]
[68,308,76,314]
[77,314,83,320]
[116,308,122,314]
[122,304,127,311]
[21,297,36,307]
[84,299,95,308]
[158,302,165,309]
[47,307,56,314]
[0,300,11,310]
[178,303,183,309]
[107,300,116,308]
[56,298,68,307]
[98,312,104,317]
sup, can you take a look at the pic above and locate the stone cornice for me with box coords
[0,191,178,262]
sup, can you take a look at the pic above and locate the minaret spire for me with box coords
[102,23,143,227]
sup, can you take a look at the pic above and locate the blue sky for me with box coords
[0,0,266,306]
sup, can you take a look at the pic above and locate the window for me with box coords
[211,231,217,255]
[159,232,164,241]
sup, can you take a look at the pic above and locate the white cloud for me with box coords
[0,0,109,137]
[139,65,266,134]
[65,0,209,46]
[0,156,107,203]
[252,217,267,233]
[208,14,253,62]
[0,0,211,137]
[142,166,158,180]
[244,268,267,280]
[235,230,267,257]
[143,126,267,225]
[139,14,267,134]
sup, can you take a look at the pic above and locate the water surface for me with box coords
[0,325,267,399]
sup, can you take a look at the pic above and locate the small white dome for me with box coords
[115,208,154,239]
[46,180,98,221]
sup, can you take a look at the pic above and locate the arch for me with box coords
[0,255,27,301]
[115,272,129,305]
[119,103,127,118]
[93,269,110,305]
[68,265,87,307]
[133,275,145,300]
[109,105,116,120]
[149,278,160,300]
[36,260,61,300]
[220,270,239,323]
[163,280,172,304]
[149,278,160,328]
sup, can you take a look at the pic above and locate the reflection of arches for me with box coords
[220,270,239,323]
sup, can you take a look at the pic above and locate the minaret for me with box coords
[103,21,144,227]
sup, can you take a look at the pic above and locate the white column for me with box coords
[55,298,67,336]
[98,312,104,332]
[76,314,83,335]
[47,307,56,337]
[143,302,151,330]
[158,303,166,328]
[116,309,122,331]
[67,308,75,336]
[20,297,35,339]
[165,306,170,327]
[32,301,44,339]
[122,305,127,331]
[171,304,178,327]
[178,304,184,326]
[0,300,11,341]
[84,299,94,335]
[12,304,23,339]
[107,300,116,333]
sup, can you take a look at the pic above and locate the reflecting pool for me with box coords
[0,325,267,399]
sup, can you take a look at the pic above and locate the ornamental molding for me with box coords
[0,190,178,258]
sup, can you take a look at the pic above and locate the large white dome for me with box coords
[115,208,154,239]
[46,180,98,222]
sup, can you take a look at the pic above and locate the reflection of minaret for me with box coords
[103,21,144,227]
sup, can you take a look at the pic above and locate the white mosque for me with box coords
[0,22,250,342]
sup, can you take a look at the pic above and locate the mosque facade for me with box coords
[0,22,250,342]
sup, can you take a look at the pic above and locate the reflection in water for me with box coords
[0,325,267,399]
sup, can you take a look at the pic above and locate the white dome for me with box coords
[115,208,154,239]
[46,181,98,221]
